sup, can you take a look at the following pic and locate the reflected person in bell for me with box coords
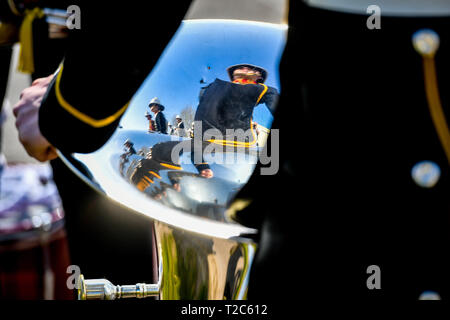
[148,97,168,134]
[145,111,156,132]
[123,139,136,156]
[174,115,186,137]
[189,64,279,176]
[194,63,278,145]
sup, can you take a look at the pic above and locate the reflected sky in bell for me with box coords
[120,19,287,130]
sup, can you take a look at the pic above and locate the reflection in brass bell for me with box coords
[411,160,441,188]
[59,19,283,300]
[412,29,440,57]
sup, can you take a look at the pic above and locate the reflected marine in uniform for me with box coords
[195,63,278,145]
[191,64,279,175]
[235,0,450,301]
[119,139,137,173]
[145,111,156,132]
[127,64,280,184]
[148,97,168,135]
[123,139,136,155]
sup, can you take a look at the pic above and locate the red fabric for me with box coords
[0,230,74,300]
[232,79,257,85]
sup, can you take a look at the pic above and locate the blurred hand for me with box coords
[200,169,214,179]
[13,75,57,162]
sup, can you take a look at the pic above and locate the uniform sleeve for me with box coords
[160,114,168,134]
[260,86,279,115]
[38,1,192,153]
[154,114,161,132]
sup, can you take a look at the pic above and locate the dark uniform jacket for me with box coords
[194,78,278,143]
[241,1,450,301]
[154,112,168,135]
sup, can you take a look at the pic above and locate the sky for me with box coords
[120,19,287,131]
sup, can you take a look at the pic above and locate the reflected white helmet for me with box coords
[149,97,161,106]
[227,63,268,83]
[148,97,165,111]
